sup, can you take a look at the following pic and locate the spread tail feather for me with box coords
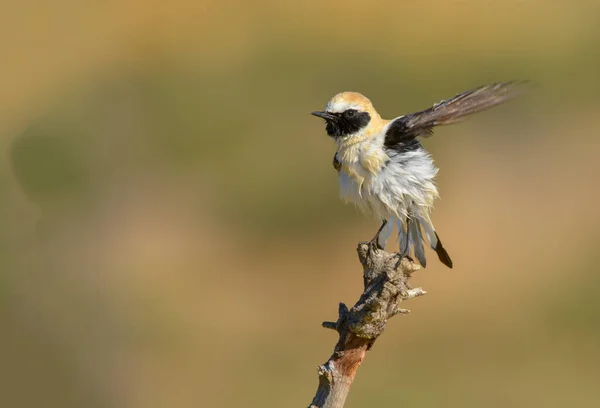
[397,215,453,269]
[433,231,453,269]
[396,218,409,257]
[408,217,426,267]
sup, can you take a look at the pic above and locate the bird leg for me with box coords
[366,219,388,258]
[394,254,414,270]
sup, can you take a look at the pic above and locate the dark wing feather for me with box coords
[332,153,341,172]
[384,81,527,150]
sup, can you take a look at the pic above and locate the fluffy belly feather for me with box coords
[338,150,439,221]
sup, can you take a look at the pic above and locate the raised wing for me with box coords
[384,81,527,150]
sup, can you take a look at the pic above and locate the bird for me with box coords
[311,81,526,268]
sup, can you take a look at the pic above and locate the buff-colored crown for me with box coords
[325,92,380,119]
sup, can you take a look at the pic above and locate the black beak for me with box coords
[311,111,338,121]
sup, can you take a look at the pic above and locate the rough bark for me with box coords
[308,243,426,408]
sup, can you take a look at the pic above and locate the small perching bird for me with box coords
[312,81,526,268]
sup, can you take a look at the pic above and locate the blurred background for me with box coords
[1,1,600,407]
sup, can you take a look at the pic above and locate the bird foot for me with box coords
[365,237,384,259]
[394,253,414,270]
[365,220,388,259]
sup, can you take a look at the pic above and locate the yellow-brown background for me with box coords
[1,1,599,407]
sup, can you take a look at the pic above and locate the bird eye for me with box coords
[345,109,357,117]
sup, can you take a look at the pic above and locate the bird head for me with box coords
[311,92,381,139]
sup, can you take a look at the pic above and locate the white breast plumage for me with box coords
[336,134,390,216]
[336,135,439,222]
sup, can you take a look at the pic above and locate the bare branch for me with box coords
[322,322,338,331]
[308,243,426,408]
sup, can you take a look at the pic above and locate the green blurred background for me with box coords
[1,1,600,407]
